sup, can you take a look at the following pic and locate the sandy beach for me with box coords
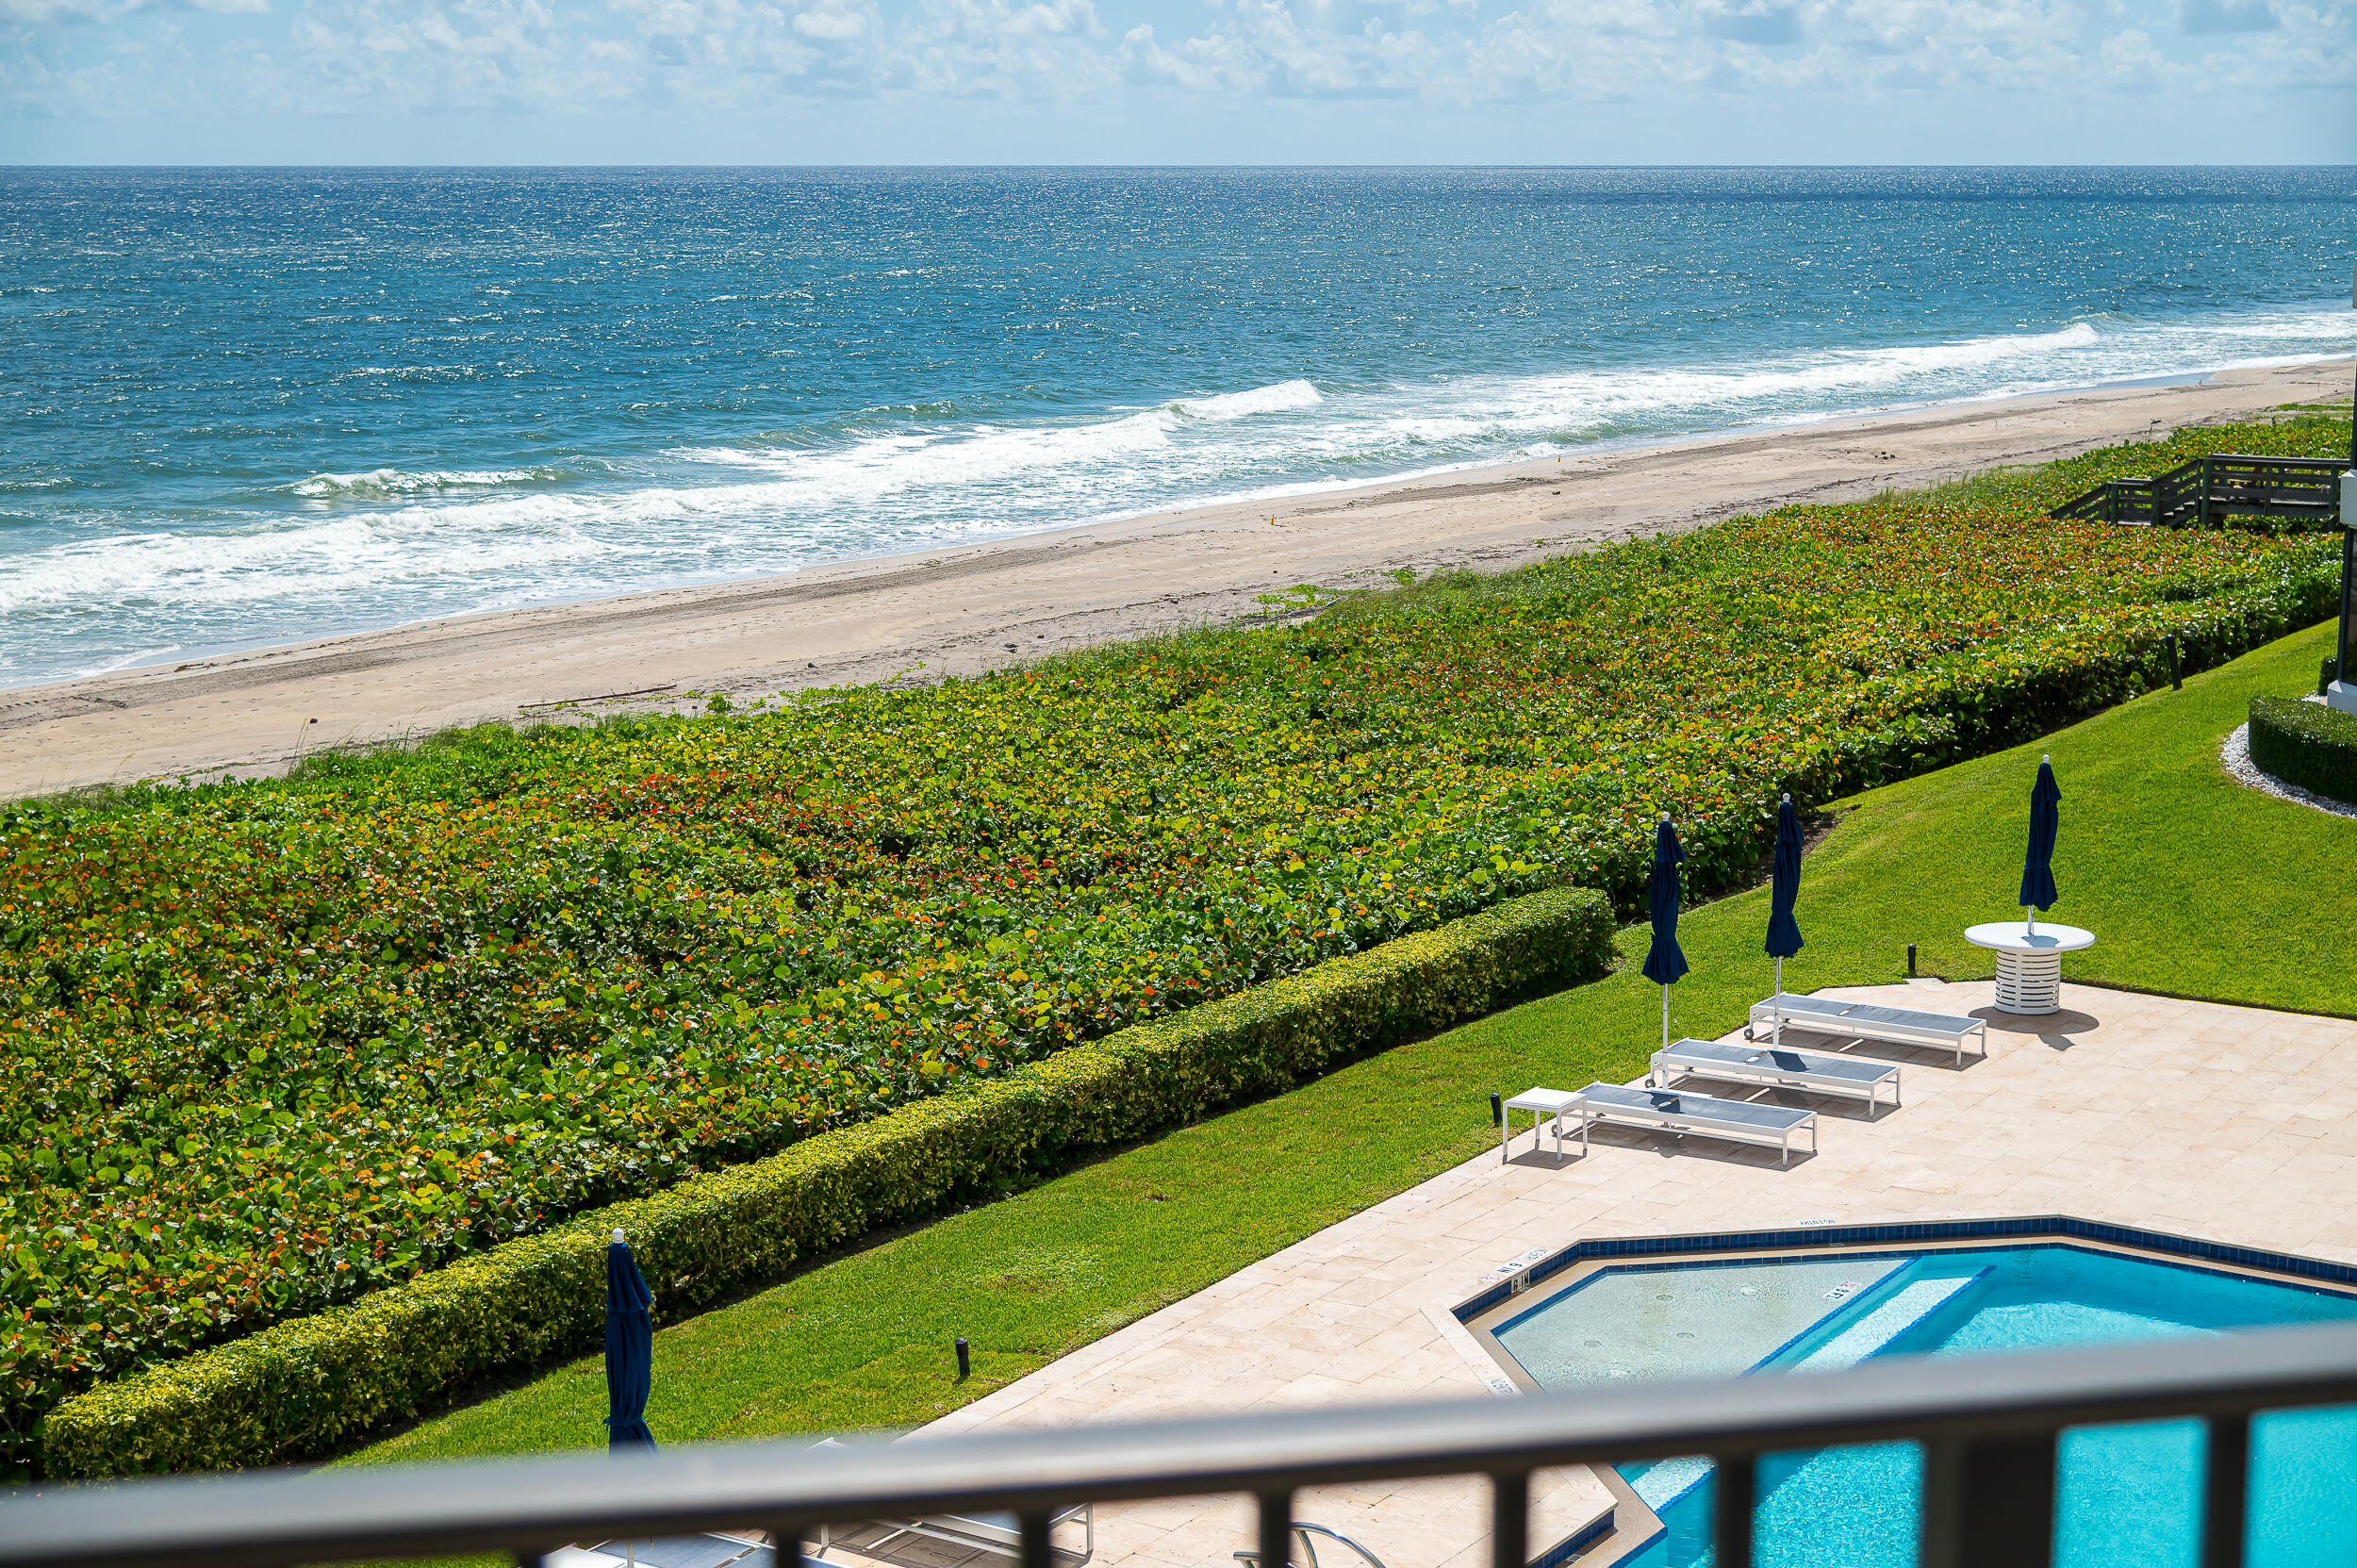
[4,358,2347,801]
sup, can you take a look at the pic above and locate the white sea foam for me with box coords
[76,644,184,677]
[670,407,1179,503]
[2175,307,2357,342]
[284,467,560,499]
[1839,321,2099,368]
[337,365,479,382]
[1278,311,2349,463]
[0,500,616,613]
[1171,379,1324,421]
[670,378,1320,500]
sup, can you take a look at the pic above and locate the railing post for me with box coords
[2202,1412,2250,1568]
[1257,1488,1296,1568]
[1711,1452,1755,1568]
[1920,1432,2055,1568]
[1490,1470,1529,1568]
[2200,456,2214,529]
[1019,1510,1056,1568]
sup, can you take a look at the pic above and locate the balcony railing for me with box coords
[8,1320,2357,1568]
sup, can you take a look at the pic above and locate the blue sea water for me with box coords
[1491,1245,2357,1567]
[3,166,2354,689]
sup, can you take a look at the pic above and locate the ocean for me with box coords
[3,165,2353,690]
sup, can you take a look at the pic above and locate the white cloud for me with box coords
[1,0,263,20]
[2178,0,2276,28]
[794,1,869,41]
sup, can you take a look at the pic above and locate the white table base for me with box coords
[1991,949,2065,1015]
[1964,921,2095,1017]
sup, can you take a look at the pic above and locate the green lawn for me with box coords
[353,619,2357,1468]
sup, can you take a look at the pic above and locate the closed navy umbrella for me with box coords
[2019,755,2062,935]
[1640,816,1689,1053]
[604,1229,656,1453]
[1765,794,1805,1047]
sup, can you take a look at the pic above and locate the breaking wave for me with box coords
[282,467,569,499]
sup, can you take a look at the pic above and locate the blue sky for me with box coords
[4,0,2352,164]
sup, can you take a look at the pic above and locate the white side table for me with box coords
[1963,922,2095,1015]
[1502,1086,1582,1163]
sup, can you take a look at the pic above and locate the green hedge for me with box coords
[41,884,1613,1478]
[2250,696,2357,806]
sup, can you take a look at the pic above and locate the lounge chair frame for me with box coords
[1651,1036,1901,1113]
[1572,1081,1819,1167]
[818,1504,1093,1566]
[1746,992,1988,1067]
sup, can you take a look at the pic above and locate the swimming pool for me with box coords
[1483,1243,2357,1567]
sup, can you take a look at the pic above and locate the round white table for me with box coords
[1964,921,2095,1015]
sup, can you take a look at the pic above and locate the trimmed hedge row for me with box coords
[2250,696,2357,806]
[41,883,1614,1478]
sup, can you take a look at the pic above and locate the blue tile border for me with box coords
[1530,1499,1621,1568]
[1454,1214,2357,1324]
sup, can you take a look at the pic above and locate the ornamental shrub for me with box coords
[2249,698,2357,806]
[2,414,2348,1479]
[41,884,1612,1477]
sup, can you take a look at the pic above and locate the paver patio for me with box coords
[827,979,2357,1568]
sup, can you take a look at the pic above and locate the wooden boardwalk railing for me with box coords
[2050,454,2345,529]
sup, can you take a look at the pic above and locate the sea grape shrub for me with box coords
[38,886,1614,1479]
[0,414,2344,1477]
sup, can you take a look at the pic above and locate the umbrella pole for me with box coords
[2025,903,2036,936]
[1772,956,1784,1049]
[1661,982,1670,1055]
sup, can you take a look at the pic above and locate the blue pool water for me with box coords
[1488,1246,2357,1567]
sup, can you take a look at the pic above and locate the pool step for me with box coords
[1622,1454,1714,1513]
[1784,1267,1991,1373]
[1618,1263,1993,1521]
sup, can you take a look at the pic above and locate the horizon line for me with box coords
[7,159,2357,173]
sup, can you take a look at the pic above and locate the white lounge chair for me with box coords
[817,1506,1093,1566]
[808,1439,1095,1567]
[1573,1081,1819,1166]
[1747,992,1988,1067]
[1652,1036,1901,1113]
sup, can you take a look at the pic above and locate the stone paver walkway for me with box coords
[839,981,2357,1568]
